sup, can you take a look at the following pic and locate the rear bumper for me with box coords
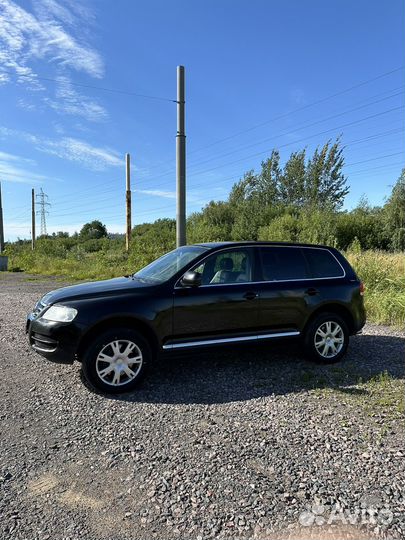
[26,313,84,364]
[352,302,366,334]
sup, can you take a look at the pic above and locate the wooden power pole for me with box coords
[0,182,4,253]
[31,188,35,250]
[176,65,186,247]
[125,153,131,252]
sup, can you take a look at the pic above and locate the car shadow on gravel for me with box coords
[91,332,405,405]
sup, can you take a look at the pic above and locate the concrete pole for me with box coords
[0,182,4,252]
[31,188,35,250]
[176,65,186,247]
[126,153,132,252]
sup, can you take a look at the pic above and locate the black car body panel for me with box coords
[27,241,366,364]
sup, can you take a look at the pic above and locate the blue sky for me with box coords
[0,0,404,241]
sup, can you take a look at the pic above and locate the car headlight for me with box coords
[41,305,78,322]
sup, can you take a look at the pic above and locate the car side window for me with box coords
[260,247,309,281]
[304,248,345,278]
[192,249,253,285]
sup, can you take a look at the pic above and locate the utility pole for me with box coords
[31,188,35,250]
[0,182,4,253]
[176,65,186,247]
[36,188,50,236]
[125,153,131,252]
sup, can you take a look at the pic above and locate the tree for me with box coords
[229,152,281,207]
[228,153,282,240]
[305,140,349,209]
[79,220,107,240]
[228,170,257,206]
[255,150,282,206]
[279,149,306,207]
[188,201,234,242]
[258,214,300,242]
[384,168,405,250]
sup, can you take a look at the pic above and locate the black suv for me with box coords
[27,242,365,393]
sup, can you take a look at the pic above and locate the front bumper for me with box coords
[26,312,84,364]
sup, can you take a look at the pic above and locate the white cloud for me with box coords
[135,189,177,199]
[41,138,122,170]
[45,75,107,122]
[0,126,122,171]
[0,0,104,79]
[0,0,105,121]
[134,187,210,207]
[16,97,38,111]
[0,150,34,164]
[33,0,80,27]
[0,151,48,184]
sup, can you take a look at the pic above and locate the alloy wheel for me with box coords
[314,321,344,359]
[95,339,143,387]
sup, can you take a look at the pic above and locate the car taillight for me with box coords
[359,282,365,295]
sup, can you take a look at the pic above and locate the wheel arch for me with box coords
[303,303,356,335]
[76,316,159,361]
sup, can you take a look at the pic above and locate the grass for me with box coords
[309,368,404,420]
[365,370,405,416]
[347,251,405,328]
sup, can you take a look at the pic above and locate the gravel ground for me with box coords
[0,273,404,540]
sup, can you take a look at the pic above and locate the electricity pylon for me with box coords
[36,188,50,236]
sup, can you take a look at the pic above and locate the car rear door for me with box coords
[256,246,313,335]
[256,246,347,335]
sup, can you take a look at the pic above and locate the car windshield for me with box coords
[134,245,208,283]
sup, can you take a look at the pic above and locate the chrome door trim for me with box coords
[162,330,300,350]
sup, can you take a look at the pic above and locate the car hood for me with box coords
[41,276,156,305]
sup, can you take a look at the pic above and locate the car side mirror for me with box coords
[181,271,202,287]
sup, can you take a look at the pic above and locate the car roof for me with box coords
[194,241,335,250]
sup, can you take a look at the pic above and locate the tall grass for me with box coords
[347,250,405,328]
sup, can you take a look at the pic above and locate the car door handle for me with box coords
[305,287,319,296]
[243,291,259,300]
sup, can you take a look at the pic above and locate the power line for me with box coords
[51,186,121,209]
[184,90,405,173]
[345,152,405,167]
[43,126,405,218]
[44,152,404,221]
[187,66,405,156]
[2,69,176,103]
[45,129,403,215]
[347,161,405,176]
[53,161,404,223]
[142,128,405,195]
[139,92,405,184]
[15,123,403,214]
[137,111,404,192]
[9,160,404,235]
[184,105,405,180]
[50,201,178,220]
[140,66,405,175]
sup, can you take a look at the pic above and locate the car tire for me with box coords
[304,312,349,364]
[81,327,151,393]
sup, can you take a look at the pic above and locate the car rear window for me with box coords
[304,248,345,278]
[260,247,309,280]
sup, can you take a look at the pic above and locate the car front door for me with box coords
[171,248,260,347]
